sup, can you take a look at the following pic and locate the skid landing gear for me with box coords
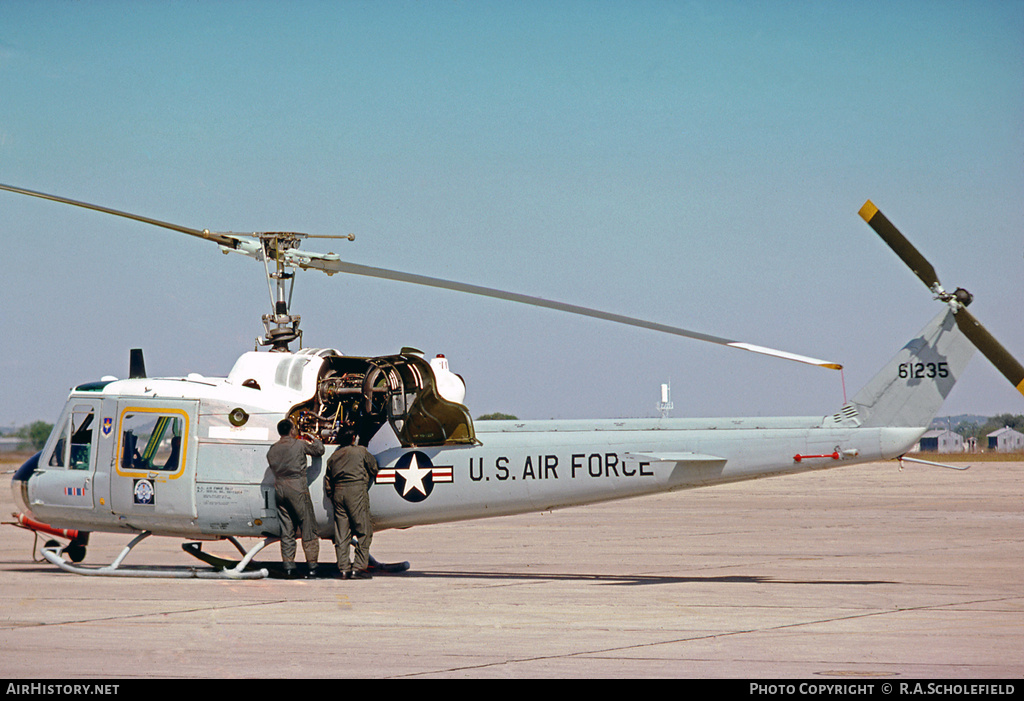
[41,532,271,579]
[367,555,411,576]
[183,538,411,578]
[36,531,408,579]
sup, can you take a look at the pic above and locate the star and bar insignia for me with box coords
[376,451,453,503]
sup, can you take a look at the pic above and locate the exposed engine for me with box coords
[288,351,474,448]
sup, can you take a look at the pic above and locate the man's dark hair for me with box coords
[277,419,293,437]
[339,429,357,446]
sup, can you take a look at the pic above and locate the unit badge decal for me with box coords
[102,417,113,437]
[133,478,155,505]
[377,451,453,503]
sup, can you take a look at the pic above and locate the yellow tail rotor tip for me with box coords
[859,200,878,222]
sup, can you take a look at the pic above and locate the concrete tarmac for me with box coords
[1,457,1021,679]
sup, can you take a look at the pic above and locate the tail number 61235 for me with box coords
[898,362,949,380]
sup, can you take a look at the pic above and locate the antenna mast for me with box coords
[658,380,673,418]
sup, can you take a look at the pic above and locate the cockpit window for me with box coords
[120,412,184,472]
[47,438,64,468]
[69,409,94,470]
[47,407,95,470]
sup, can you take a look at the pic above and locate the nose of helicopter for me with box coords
[11,451,39,516]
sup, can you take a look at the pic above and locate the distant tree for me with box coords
[477,412,519,421]
[954,414,1024,442]
[15,421,53,451]
[979,414,1024,437]
[990,414,1024,430]
[953,419,983,441]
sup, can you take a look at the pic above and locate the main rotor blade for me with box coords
[1,181,843,370]
[307,258,843,370]
[953,307,1024,396]
[859,200,941,291]
[0,182,242,249]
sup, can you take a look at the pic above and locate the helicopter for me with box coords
[3,183,1022,579]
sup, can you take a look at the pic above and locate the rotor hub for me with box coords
[953,287,973,308]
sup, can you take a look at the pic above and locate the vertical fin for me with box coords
[848,309,974,428]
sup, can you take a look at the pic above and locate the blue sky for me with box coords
[1,0,1021,427]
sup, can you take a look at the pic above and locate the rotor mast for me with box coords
[258,233,302,352]
[250,231,356,351]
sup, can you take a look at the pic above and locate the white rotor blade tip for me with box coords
[728,343,843,370]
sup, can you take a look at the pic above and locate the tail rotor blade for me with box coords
[859,200,941,291]
[953,307,1024,397]
[860,198,1024,398]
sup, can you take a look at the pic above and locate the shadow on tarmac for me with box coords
[385,570,896,587]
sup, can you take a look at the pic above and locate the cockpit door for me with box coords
[110,399,198,529]
[30,401,100,511]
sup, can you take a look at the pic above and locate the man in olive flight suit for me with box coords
[267,418,324,578]
[325,430,378,579]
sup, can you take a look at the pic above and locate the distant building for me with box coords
[917,429,964,453]
[0,437,23,453]
[987,426,1024,453]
